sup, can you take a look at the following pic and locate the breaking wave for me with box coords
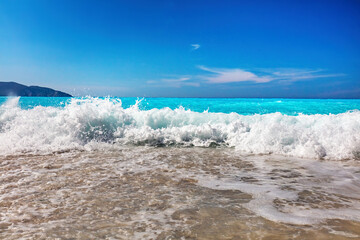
[0,97,359,159]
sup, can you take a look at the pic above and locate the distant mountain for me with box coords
[0,82,72,97]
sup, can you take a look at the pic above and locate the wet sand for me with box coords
[1,147,360,239]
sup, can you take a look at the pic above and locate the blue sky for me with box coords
[0,0,359,98]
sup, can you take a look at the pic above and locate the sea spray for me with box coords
[0,97,359,159]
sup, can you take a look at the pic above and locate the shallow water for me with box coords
[1,147,360,239]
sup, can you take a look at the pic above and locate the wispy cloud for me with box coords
[191,44,200,50]
[268,68,345,83]
[162,77,191,82]
[162,76,200,87]
[146,67,344,89]
[198,66,272,83]
[147,76,200,87]
[198,66,344,84]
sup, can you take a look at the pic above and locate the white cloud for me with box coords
[162,77,191,82]
[191,44,200,50]
[146,67,343,88]
[269,69,345,83]
[198,66,272,83]
[163,76,200,87]
[147,76,200,88]
[198,66,343,84]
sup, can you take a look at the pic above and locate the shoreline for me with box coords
[1,147,359,239]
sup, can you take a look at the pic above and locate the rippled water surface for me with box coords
[1,97,360,115]
[1,147,360,239]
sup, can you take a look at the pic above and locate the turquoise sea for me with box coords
[1,97,360,115]
[0,96,360,159]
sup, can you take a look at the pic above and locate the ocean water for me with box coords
[1,97,360,239]
[1,96,360,159]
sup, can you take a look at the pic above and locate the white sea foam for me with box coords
[0,97,359,159]
[193,154,360,225]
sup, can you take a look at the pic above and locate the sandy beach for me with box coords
[1,147,360,239]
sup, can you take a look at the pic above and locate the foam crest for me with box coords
[0,97,359,159]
